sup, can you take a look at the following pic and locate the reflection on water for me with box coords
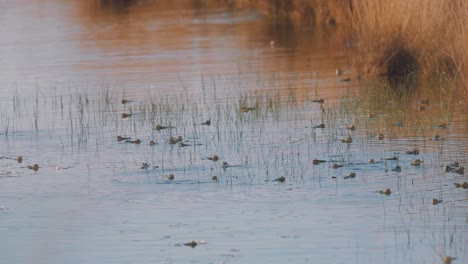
[1,0,350,101]
[0,1,467,264]
[99,0,138,12]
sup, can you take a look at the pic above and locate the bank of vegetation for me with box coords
[99,0,467,88]
[238,0,467,87]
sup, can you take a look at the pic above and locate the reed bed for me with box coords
[235,0,468,87]
[350,0,468,85]
[83,0,468,87]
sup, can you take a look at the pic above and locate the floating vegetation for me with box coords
[445,165,456,172]
[155,124,173,131]
[446,166,465,175]
[200,119,211,126]
[455,167,465,175]
[341,136,352,143]
[183,241,197,248]
[127,139,141,144]
[410,159,423,166]
[443,256,456,264]
[330,164,343,169]
[272,176,285,183]
[222,162,230,169]
[117,136,130,141]
[454,182,468,189]
[378,189,392,195]
[168,136,183,145]
[121,99,131,104]
[312,159,326,165]
[344,172,356,179]
[207,155,219,161]
[122,112,132,118]
[178,142,190,147]
[168,137,176,145]
[27,164,39,172]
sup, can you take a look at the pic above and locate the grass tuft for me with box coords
[349,0,467,85]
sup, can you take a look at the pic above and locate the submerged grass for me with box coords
[1,78,467,187]
[1,79,468,261]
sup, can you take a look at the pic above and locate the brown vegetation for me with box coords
[349,0,467,86]
[237,0,468,87]
[82,0,467,87]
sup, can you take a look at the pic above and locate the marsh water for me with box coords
[1,1,468,264]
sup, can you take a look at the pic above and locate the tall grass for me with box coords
[237,0,467,87]
[349,0,468,85]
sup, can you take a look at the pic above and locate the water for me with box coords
[1,1,468,264]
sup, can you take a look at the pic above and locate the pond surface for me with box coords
[1,1,468,264]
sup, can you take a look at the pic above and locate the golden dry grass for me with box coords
[349,0,468,85]
[88,0,467,87]
[237,0,467,86]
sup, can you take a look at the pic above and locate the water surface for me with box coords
[0,1,467,264]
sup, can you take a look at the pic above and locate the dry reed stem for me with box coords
[234,0,467,85]
[349,0,467,83]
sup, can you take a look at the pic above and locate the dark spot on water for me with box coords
[183,241,197,248]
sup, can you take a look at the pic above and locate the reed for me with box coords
[349,0,468,85]
[235,0,467,86]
